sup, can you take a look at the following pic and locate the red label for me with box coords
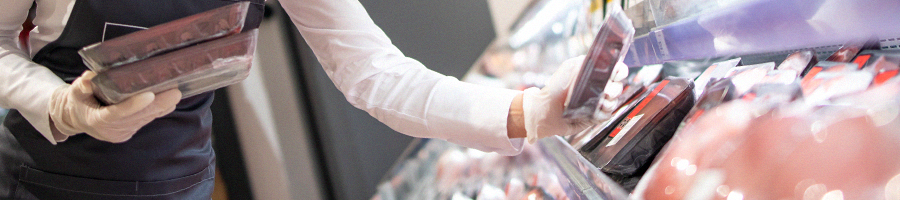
[853,54,872,69]
[609,79,669,137]
[687,110,705,125]
[742,93,757,101]
[874,70,900,85]
[801,67,823,85]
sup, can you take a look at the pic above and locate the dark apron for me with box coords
[0,0,263,199]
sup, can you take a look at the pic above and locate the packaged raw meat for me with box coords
[802,71,874,102]
[855,50,900,86]
[692,58,741,100]
[635,100,900,200]
[725,62,774,96]
[563,6,634,121]
[678,78,738,130]
[576,90,646,152]
[799,62,865,97]
[776,50,817,76]
[825,38,881,63]
[92,29,258,104]
[630,64,663,87]
[581,77,694,189]
[79,2,250,72]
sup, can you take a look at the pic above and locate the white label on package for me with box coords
[607,114,644,147]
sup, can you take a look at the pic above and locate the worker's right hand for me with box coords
[48,71,181,143]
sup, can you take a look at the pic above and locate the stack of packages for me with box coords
[80,2,258,104]
[563,5,900,199]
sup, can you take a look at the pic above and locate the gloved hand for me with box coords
[522,56,629,143]
[48,71,181,143]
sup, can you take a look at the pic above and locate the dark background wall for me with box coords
[281,1,497,200]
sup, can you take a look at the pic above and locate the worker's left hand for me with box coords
[521,55,628,143]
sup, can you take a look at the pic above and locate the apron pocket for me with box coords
[17,165,214,199]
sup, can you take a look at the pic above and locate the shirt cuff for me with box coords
[19,85,64,145]
[427,77,524,156]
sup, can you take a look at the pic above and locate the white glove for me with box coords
[522,56,629,143]
[48,71,181,143]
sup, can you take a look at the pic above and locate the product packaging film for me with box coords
[802,71,874,103]
[79,2,250,72]
[824,38,881,63]
[743,83,802,105]
[800,61,860,96]
[854,50,900,86]
[563,6,634,121]
[575,87,648,151]
[679,78,738,129]
[725,62,775,96]
[777,50,817,76]
[692,57,741,100]
[580,77,694,188]
[92,29,258,104]
[630,64,663,87]
[660,59,722,80]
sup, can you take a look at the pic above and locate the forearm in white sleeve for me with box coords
[0,0,69,144]
[278,0,525,155]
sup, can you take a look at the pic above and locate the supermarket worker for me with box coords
[0,0,608,199]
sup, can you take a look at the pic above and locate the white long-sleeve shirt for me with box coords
[0,0,525,155]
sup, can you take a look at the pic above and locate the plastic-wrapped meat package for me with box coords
[825,38,881,63]
[563,6,634,121]
[630,64,663,87]
[724,62,774,95]
[678,78,738,130]
[79,2,250,72]
[758,70,799,85]
[776,50,817,76]
[576,91,646,152]
[634,79,900,199]
[568,85,645,150]
[693,58,740,100]
[801,61,858,79]
[799,62,859,94]
[802,71,874,103]
[855,50,900,86]
[581,77,694,191]
[92,29,258,104]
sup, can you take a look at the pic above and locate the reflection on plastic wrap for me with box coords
[776,50,818,76]
[373,138,628,200]
[692,58,740,100]
[825,38,881,63]
[563,6,635,121]
[92,30,257,104]
[803,71,874,103]
[79,2,250,72]
[678,78,738,131]
[725,62,774,96]
[856,50,900,86]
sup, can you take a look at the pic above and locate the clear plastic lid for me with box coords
[563,6,635,121]
[92,29,258,104]
[79,2,250,72]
